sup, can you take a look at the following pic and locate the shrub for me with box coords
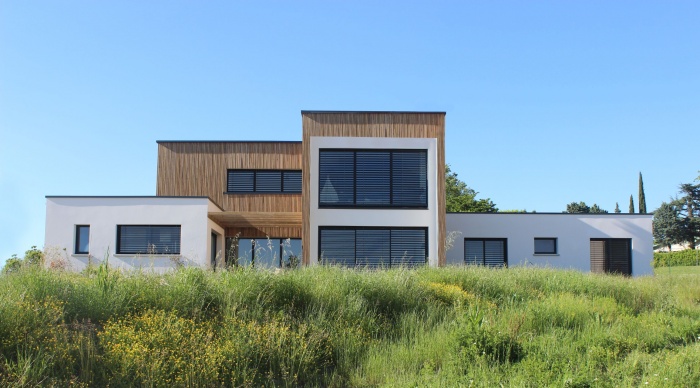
[653,249,700,268]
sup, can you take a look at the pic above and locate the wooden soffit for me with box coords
[208,211,302,228]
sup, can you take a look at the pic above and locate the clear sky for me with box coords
[1,1,698,266]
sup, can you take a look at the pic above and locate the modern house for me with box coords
[44,111,654,275]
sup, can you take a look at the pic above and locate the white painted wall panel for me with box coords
[446,213,653,276]
[45,197,221,272]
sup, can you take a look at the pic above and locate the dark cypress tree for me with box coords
[614,202,621,213]
[639,172,647,213]
[629,195,635,213]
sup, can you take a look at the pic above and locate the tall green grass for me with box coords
[1,265,699,386]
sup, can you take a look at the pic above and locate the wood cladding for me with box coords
[225,227,301,239]
[157,142,302,213]
[301,112,447,266]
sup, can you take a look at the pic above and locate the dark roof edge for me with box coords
[301,110,446,115]
[156,140,302,144]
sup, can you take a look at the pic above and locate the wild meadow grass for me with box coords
[0,264,699,386]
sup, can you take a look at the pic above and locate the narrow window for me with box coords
[75,225,90,254]
[226,170,301,194]
[534,238,557,254]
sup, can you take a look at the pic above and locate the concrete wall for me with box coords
[308,137,440,266]
[44,197,224,272]
[446,213,654,276]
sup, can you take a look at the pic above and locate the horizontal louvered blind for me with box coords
[228,170,255,193]
[320,229,356,266]
[392,151,428,207]
[589,240,606,273]
[391,229,428,266]
[319,227,427,268]
[255,171,282,192]
[464,238,507,267]
[283,171,302,193]
[117,225,181,255]
[356,151,391,205]
[319,149,428,208]
[227,170,301,193]
[319,151,354,205]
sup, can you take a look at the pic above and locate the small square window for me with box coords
[534,238,557,254]
[75,225,90,254]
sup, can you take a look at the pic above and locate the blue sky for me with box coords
[1,1,698,266]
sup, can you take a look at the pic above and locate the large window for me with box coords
[534,238,557,254]
[117,225,181,255]
[319,149,427,208]
[227,170,301,193]
[590,238,631,275]
[319,227,427,268]
[464,238,507,267]
[75,225,90,254]
[225,237,302,268]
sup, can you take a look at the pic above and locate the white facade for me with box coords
[308,136,440,266]
[446,213,654,276]
[44,197,224,272]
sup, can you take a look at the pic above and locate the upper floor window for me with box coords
[534,238,557,255]
[117,225,181,255]
[227,170,301,194]
[319,149,427,208]
[75,225,90,254]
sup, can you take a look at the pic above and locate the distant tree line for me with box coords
[653,173,700,251]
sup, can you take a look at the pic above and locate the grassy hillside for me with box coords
[1,265,699,387]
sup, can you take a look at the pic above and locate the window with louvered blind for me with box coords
[464,238,507,267]
[226,170,301,193]
[319,227,428,268]
[117,225,181,255]
[590,238,631,275]
[319,149,427,208]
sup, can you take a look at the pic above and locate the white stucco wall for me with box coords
[446,213,654,276]
[45,197,224,272]
[308,136,440,266]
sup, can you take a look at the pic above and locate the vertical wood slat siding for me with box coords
[225,227,302,239]
[301,112,446,266]
[157,142,303,213]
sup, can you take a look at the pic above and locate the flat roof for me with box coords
[301,110,446,115]
[156,140,302,144]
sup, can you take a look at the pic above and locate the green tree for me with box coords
[614,202,621,213]
[590,204,608,213]
[653,202,684,251]
[565,201,590,213]
[445,164,497,212]
[639,172,647,213]
[629,195,635,213]
[2,246,44,274]
[673,183,700,249]
[565,202,607,213]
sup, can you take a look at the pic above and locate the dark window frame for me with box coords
[590,238,632,275]
[116,225,181,255]
[318,149,428,209]
[75,225,90,254]
[318,226,428,268]
[534,237,558,254]
[226,169,302,194]
[464,238,508,267]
